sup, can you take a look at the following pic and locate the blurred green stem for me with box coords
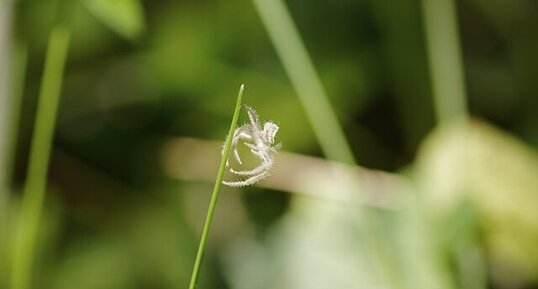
[5,44,28,188]
[421,0,468,123]
[251,0,354,165]
[1,43,28,287]
[422,2,488,289]
[0,0,15,284]
[251,1,405,287]
[455,239,487,289]
[0,0,13,189]
[11,26,70,289]
[188,84,244,289]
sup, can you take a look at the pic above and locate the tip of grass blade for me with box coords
[187,84,245,289]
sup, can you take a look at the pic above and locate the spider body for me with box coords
[223,106,280,187]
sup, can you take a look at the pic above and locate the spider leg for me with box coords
[232,147,242,165]
[222,106,279,187]
[245,107,271,148]
[232,126,252,146]
[228,126,252,165]
[244,142,259,152]
[245,144,274,162]
[232,139,256,166]
[230,153,273,176]
[245,106,260,128]
[222,170,270,187]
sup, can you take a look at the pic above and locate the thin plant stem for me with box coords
[0,0,16,283]
[251,0,354,165]
[5,43,28,197]
[251,1,406,288]
[1,42,28,287]
[421,2,487,289]
[0,0,14,187]
[421,0,468,123]
[188,84,244,289]
[455,239,487,289]
[11,25,70,289]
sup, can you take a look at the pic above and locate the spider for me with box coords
[222,106,280,187]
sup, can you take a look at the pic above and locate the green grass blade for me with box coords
[0,42,28,287]
[251,0,354,164]
[421,0,468,123]
[188,84,244,289]
[11,25,70,289]
[83,0,146,40]
[251,2,410,288]
[421,2,484,289]
[0,1,17,284]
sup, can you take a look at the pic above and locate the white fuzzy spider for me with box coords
[222,106,280,187]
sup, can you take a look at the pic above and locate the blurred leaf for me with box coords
[417,119,538,286]
[52,241,134,289]
[83,0,145,40]
[224,192,457,289]
[224,198,388,289]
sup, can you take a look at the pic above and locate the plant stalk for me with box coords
[11,25,70,289]
[421,0,468,123]
[251,0,354,165]
[188,84,244,289]
[251,1,406,287]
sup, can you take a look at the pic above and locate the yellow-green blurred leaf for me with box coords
[53,241,134,289]
[83,0,145,40]
[417,119,538,286]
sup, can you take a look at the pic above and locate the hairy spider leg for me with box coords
[230,125,253,165]
[229,155,273,176]
[244,141,261,151]
[230,146,274,176]
[245,106,262,132]
[223,106,280,187]
[222,169,271,187]
[262,122,279,144]
[246,140,281,155]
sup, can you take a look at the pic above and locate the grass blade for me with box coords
[251,2,410,288]
[11,25,70,289]
[421,0,468,123]
[188,84,244,289]
[251,0,354,164]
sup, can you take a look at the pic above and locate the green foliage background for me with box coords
[0,0,537,288]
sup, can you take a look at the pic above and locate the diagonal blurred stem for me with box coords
[11,25,70,289]
[1,42,28,287]
[0,0,16,284]
[421,2,487,289]
[0,0,13,191]
[188,85,244,289]
[251,1,404,288]
[251,0,354,165]
[421,0,468,123]
[4,44,28,189]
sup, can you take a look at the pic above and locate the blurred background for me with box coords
[0,0,537,288]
